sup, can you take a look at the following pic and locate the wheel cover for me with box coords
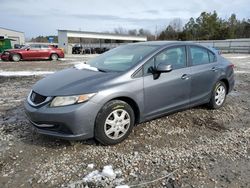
[104,109,130,140]
[52,54,57,60]
[215,85,226,106]
[13,55,20,61]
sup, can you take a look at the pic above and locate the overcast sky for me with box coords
[1,0,249,38]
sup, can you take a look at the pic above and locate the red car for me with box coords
[0,44,64,62]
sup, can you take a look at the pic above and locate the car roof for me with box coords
[130,41,216,54]
[131,41,202,47]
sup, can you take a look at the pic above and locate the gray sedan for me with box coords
[24,41,235,145]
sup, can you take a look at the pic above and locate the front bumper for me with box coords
[0,54,10,61]
[24,100,102,140]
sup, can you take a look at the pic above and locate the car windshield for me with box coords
[88,44,158,72]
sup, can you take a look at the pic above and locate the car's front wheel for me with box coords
[95,100,135,145]
[208,81,227,109]
[50,53,59,61]
[11,54,21,62]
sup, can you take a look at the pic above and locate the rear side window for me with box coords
[41,45,49,49]
[208,51,216,63]
[190,46,210,65]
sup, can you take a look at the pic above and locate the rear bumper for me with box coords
[58,52,64,58]
[228,71,235,93]
[24,100,102,140]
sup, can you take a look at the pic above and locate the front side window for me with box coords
[143,46,187,75]
[190,46,210,65]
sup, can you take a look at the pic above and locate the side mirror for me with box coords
[26,48,30,51]
[156,63,172,73]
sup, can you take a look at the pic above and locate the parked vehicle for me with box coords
[0,38,12,53]
[25,42,234,145]
[14,44,25,49]
[72,44,83,54]
[72,44,110,54]
[1,44,64,62]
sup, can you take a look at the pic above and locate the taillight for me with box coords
[229,64,235,69]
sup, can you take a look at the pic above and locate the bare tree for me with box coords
[114,27,127,35]
[169,18,183,32]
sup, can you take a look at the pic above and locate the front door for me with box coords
[22,44,41,59]
[143,46,191,119]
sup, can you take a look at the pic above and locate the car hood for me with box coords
[5,49,24,52]
[32,68,120,96]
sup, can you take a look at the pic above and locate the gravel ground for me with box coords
[0,54,250,188]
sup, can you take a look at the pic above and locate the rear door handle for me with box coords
[211,67,219,72]
[181,74,190,80]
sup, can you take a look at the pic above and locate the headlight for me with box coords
[4,51,10,55]
[50,93,95,107]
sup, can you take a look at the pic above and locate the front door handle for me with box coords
[211,67,219,72]
[181,74,190,80]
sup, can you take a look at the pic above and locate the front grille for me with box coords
[30,91,47,104]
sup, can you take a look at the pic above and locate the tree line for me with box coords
[158,11,250,40]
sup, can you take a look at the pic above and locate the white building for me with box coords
[58,30,147,54]
[0,27,25,47]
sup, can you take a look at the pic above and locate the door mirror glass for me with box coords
[156,63,172,73]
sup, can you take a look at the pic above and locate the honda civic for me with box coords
[24,42,234,145]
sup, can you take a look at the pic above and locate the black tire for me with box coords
[208,81,227,109]
[11,54,21,62]
[50,53,58,61]
[95,100,135,145]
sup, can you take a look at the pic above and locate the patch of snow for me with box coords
[0,71,54,76]
[68,165,122,187]
[82,165,116,182]
[235,70,250,74]
[116,185,130,188]
[227,56,250,59]
[87,163,94,169]
[74,63,98,71]
[59,58,79,61]
[83,170,102,182]
[101,165,116,179]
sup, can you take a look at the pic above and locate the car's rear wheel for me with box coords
[208,81,227,109]
[12,54,21,62]
[95,100,135,145]
[50,53,58,61]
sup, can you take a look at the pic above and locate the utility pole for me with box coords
[155,25,158,41]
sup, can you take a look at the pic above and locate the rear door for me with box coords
[39,45,51,59]
[143,45,191,119]
[188,45,219,105]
